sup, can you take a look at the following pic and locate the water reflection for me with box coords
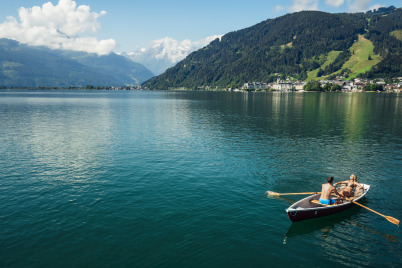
[283,209,358,243]
[175,91,402,197]
[284,206,398,244]
[177,91,402,141]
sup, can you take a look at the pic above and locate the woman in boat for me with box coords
[334,174,363,198]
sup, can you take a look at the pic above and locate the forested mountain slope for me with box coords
[144,7,401,89]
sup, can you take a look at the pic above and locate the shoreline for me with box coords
[0,87,400,93]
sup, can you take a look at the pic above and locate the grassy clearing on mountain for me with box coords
[390,30,402,41]
[280,42,293,50]
[307,35,381,80]
[307,51,342,80]
[323,51,342,68]
[341,35,381,78]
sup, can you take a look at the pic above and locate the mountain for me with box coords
[60,50,155,85]
[0,39,154,87]
[120,36,222,75]
[143,7,402,90]
[120,48,175,76]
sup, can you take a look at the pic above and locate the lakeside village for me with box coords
[6,77,401,92]
[239,77,402,93]
[112,77,402,92]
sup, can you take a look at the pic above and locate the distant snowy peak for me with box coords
[149,36,221,63]
[120,35,222,75]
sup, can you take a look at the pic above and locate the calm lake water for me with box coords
[0,90,401,267]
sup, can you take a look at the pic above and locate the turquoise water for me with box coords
[0,90,401,267]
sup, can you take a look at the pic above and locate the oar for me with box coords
[267,191,321,196]
[345,197,400,226]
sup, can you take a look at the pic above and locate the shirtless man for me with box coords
[319,176,343,205]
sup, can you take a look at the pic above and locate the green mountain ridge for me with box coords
[0,39,154,87]
[144,7,402,90]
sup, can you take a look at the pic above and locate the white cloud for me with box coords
[289,0,319,12]
[275,5,285,13]
[347,0,372,12]
[0,0,115,55]
[151,35,222,63]
[326,0,345,7]
[121,35,222,75]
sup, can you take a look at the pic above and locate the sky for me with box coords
[0,0,400,55]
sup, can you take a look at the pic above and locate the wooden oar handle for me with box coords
[267,191,321,196]
[345,197,385,217]
[280,192,321,195]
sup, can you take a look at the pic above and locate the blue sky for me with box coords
[0,0,400,54]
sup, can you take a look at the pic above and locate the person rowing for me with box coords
[319,176,343,205]
[334,174,363,198]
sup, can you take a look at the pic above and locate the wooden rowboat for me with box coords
[286,184,370,222]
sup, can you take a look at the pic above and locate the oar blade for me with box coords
[267,191,280,196]
[386,216,400,226]
[349,198,400,226]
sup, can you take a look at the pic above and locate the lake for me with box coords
[0,90,401,267]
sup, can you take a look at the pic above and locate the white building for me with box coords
[294,82,306,91]
[272,79,293,91]
[243,82,268,90]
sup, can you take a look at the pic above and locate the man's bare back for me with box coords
[321,183,338,199]
[319,177,343,204]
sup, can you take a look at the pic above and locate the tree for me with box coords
[304,80,322,91]
[384,77,393,84]
[363,83,383,91]
[323,83,332,91]
[328,74,337,80]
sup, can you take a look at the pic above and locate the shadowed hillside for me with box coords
[0,39,154,87]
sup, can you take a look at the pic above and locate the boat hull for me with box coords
[287,202,354,222]
[285,184,370,222]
